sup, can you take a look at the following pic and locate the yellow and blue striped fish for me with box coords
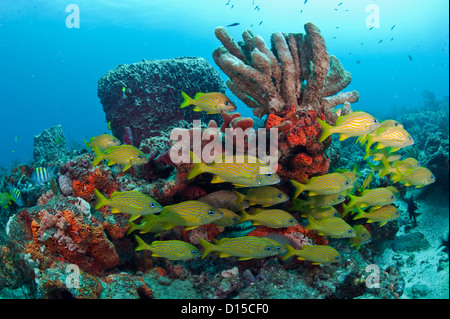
[180,91,236,114]
[134,235,201,260]
[144,200,223,231]
[365,127,414,155]
[317,111,380,143]
[92,144,148,172]
[94,189,162,221]
[282,244,341,264]
[300,206,339,220]
[239,208,298,228]
[357,119,403,145]
[31,167,55,185]
[212,208,241,227]
[392,166,435,188]
[306,216,356,239]
[346,187,396,211]
[289,192,346,210]
[127,215,173,235]
[85,134,121,151]
[349,225,372,250]
[199,236,285,260]
[353,205,400,226]
[291,172,352,198]
[189,153,280,187]
[233,186,289,207]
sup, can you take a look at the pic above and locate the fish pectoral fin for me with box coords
[151,253,160,257]
[193,106,202,112]
[379,221,387,226]
[252,221,261,226]
[296,257,306,261]
[122,164,132,172]
[128,215,141,222]
[308,191,319,196]
[107,160,116,166]
[311,262,322,265]
[339,134,350,141]
[210,175,226,183]
[238,257,253,261]
[111,207,121,214]
[219,252,231,258]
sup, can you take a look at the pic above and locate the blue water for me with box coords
[0,0,448,168]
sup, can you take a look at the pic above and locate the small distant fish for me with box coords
[356,60,361,64]
[408,55,413,62]
[180,91,236,114]
[254,5,260,10]
[14,136,18,143]
[259,21,263,26]
[188,153,280,188]
[233,186,289,207]
[392,166,435,188]
[135,235,201,260]
[94,189,162,221]
[226,22,240,27]
[231,4,234,9]
[291,172,353,198]
[85,134,121,151]
[282,244,341,264]
[369,26,374,30]
[199,236,285,260]
[239,208,298,229]
[338,2,343,6]
[378,39,383,44]
[0,192,12,209]
[306,216,356,239]
[304,0,308,4]
[391,37,394,41]
[391,25,396,31]
[360,42,364,45]
[92,144,148,172]
[349,225,371,250]
[31,167,55,185]
[300,9,303,14]
[336,26,340,29]
[225,0,230,5]
[353,205,400,226]
[143,200,223,231]
[332,36,337,39]
[334,8,338,11]
[316,111,380,143]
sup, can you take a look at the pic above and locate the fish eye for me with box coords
[348,229,353,233]
[266,172,273,177]
[431,175,435,180]
[373,119,378,123]
[138,155,143,159]
[391,195,395,200]
[345,180,350,185]
[224,101,230,106]
[150,203,155,208]
[335,256,340,260]
[265,246,272,251]
[396,211,399,215]
[232,217,238,222]
[362,234,366,237]
[277,193,283,198]
[208,210,215,215]
[289,219,295,223]
[276,246,281,251]
[338,196,343,201]
[408,136,412,140]
[192,250,197,254]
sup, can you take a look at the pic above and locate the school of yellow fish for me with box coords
[85,95,435,264]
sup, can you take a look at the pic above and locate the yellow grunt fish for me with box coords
[233,186,289,207]
[239,208,298,228]
[392,166,435,188]
[349,225,372,250]
[317,111,380,143]
[282,244,341,264]
[134,235,201,260]
[188,153,280,187]
[85,134,120,151]
[180,91,237,114]
[289,193,346,210]
[353,205,400,226]
[92,144,148,172]
[212,208,241,227]
[344,187,396,215]
[365,127,414,155]
[199,236,285,260]
[306,216,356,239]
[94,189,162,221]
[291,173,352,198]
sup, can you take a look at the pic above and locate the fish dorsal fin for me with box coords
[106,145,119,154]
[109,191,121,199]
[194,92,205,99]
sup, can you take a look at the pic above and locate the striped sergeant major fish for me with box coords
[31,167,56,185]
[316,111,380,143]
[9,186,24,206]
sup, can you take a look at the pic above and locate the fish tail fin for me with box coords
[187,151,206,179]
[180,91,193,109]
[281,244,298,261]
[291,179,305,199]
[347,193,360,209]
[353,206,366,220]
[391,167,404,184]
[198,238,214,259]
[127,221,139,235]
[316,118,333,143]
[84,140,91,150]
[305,215,318,231]
[134,235,151,252]
[94,188,109,210]
[238,208,250,223]
[379,156,392,178]
[232,189,246,204]
[364,135,375,158]
[92,144,104,166]
[341,203,351,217]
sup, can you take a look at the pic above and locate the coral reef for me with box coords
[97,57,226,148]
[33,125,70,165]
